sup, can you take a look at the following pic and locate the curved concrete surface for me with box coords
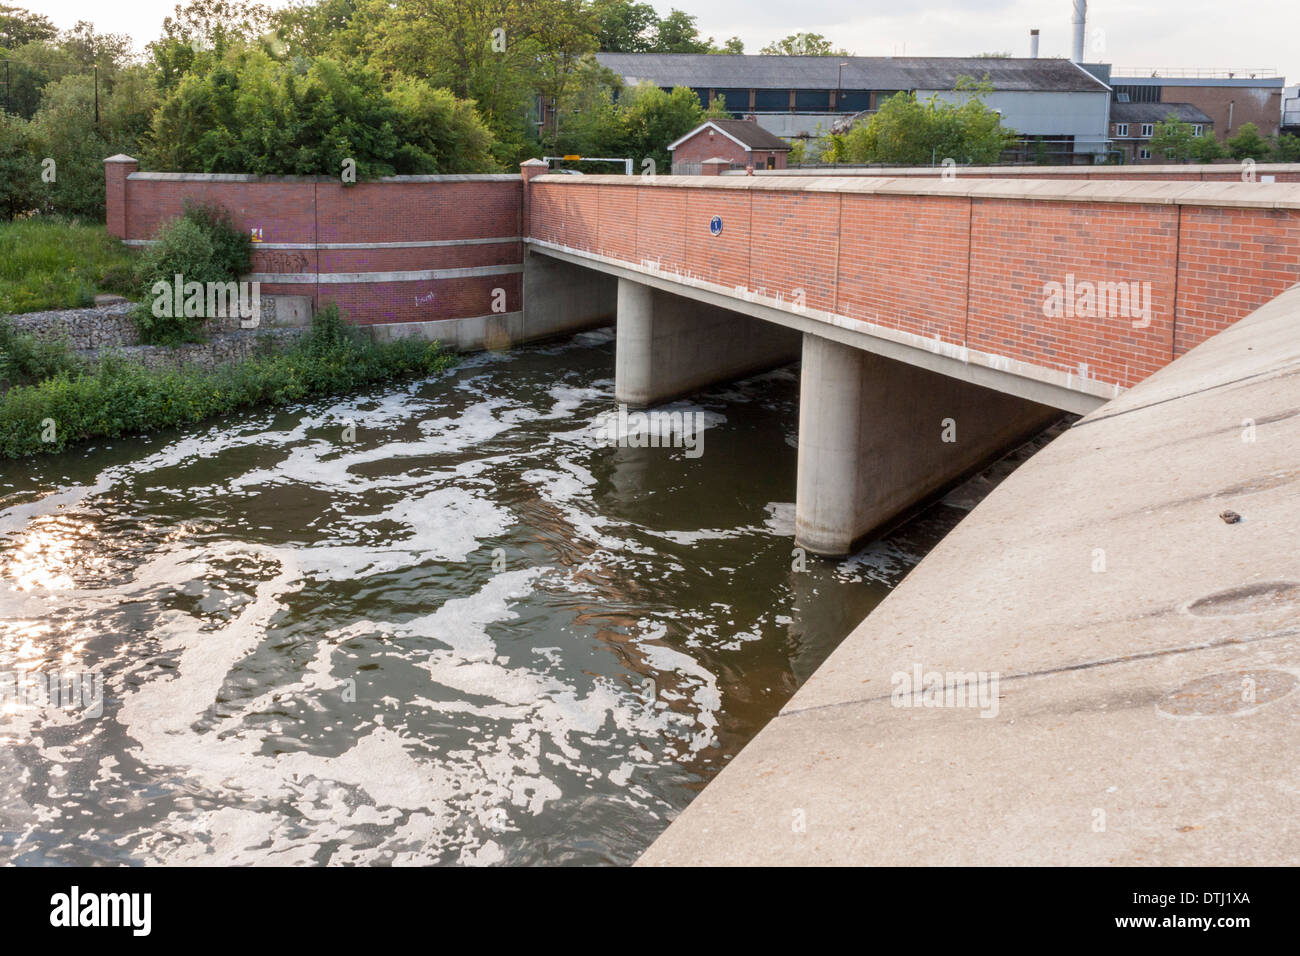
[639,284,1300,866]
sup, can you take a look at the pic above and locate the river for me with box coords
[0,328,1046,865]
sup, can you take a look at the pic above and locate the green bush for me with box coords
[0,317,83,389]
[133,202,252,345]
[0,303,457,458]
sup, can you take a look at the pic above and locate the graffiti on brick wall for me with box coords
[254,251,311,275]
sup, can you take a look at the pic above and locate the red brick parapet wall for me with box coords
[105,156,522,327]
[525,174,1300,391]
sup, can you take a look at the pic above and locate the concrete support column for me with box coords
[615,278,801,406]
[795,333,1062,556]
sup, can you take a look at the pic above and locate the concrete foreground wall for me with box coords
[614,279,800,406]
[639,283,1300,866]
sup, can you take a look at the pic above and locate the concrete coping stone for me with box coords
[747,162,1300,177]
[531,173,1300,209]
[128,172,520,183]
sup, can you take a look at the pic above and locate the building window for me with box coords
[1115,123,1129,137]
[752,88,790,112]
[1138,147,1152,159]
[1140,123,1154,137]
[1192,124,1204,137]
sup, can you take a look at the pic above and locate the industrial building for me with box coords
[1109,70,1286,143]
[595,52,1114,163]
[1109,102,1214,163]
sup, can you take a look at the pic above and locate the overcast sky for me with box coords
[35,0,1299,87]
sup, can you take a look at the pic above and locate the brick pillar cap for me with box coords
[702,157,731,165]
[105,154,138,164]
[520,158,549,168]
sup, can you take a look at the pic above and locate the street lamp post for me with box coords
[836,61,848,111]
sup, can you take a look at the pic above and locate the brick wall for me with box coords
[527,176,1300,390]
[107,169,523,327]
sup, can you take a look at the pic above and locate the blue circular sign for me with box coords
[709,216,723,236]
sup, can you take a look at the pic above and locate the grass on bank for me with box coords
[0,305,456,459]
[0,218,137,315]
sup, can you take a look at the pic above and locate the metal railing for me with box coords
[1111,67,1279,79]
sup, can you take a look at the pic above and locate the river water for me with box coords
[0,329,1044,865]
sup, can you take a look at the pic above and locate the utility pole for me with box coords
[94,66,100,126]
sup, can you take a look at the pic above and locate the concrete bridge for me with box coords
[519,164,1300,554]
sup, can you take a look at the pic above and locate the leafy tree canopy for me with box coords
[145,47,495,176]
[836,78,1016,166]
[760,32,851,57]
[0,3,56,49]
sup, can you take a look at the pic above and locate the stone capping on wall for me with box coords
[530,173,1300,209]
[743,163,1300,178]
[126,171,521,183]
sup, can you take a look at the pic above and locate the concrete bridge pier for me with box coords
[795,334,1062,556]
[615,279,801,407]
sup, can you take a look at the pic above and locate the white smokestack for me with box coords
[1071,0,1087,62]
[1030,29,1040,58]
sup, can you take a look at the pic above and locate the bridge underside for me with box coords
[553,249,1066,556]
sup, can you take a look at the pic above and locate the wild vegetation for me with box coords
[0,304,456,458]
[0,217,134,312]
[131,203,252,343]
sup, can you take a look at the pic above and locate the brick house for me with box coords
[668,119,791,175]
[1110,102,1213,163]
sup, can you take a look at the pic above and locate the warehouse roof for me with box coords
[1111,102,1214,124]
[595,54,1111,94]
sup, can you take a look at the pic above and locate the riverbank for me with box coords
[0,306,456,458]
[639,284,1300,866]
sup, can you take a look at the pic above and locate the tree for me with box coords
[716,37,743,54]
[652,9,710,53]
[760,32,851,56]
[527,0,599,150]
[1226,122,1272,161]
[0,4,56,49]
[146,48,496,176]
[148,0,274,91]
[837,79,1016,165]
[591,0,658,53]
[0,111,40,217]
[1190,131,1226,163]
[272,0,377,59]
[1,41,80,119]
[1148,112,1195,163]
[1275,133,1300,162]
[58,21,134,73]
[28,70,157,217]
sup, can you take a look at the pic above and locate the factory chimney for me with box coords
[1071,0,1087,62]
[1030,29,1040,58]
